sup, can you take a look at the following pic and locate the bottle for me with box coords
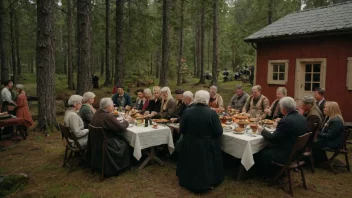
[145,117,149,127]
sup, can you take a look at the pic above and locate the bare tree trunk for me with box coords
[196,22,201,78]
[193,23,197,78]
[64,53,67,74]
[36,0,57,132]
[67,0,74,89]
[100,52,104,76]
[0,0,7,81]
[150,53,153,75]
[15,8,21,76]
[176,0,184,86]
[115,0,124,86]
[76,0,93,95]
[197,1,205,84]
[159,0,170,87]
[155,49,160,78]
[31,55,34,74]
[10,3,16,83]
[268,0,273,24]
[211,0,219,86]
[232,43,236,72]
[207,30,211,71]
[104,0,112,85]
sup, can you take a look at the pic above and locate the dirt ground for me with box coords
[1,126,352,198]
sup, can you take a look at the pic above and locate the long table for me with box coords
[0,117,31,140]
[122,124,174,170]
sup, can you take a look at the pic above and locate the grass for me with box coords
[1,75,352,197]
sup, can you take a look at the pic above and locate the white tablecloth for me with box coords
[122,125,174,160]
[220,132,268,171]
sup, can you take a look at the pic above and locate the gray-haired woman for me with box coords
[79,92,96,129]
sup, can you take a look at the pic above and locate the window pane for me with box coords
[279,64,285,72]
[305,64,312,72]
[273,73,278,80]
[313,73,320,82]
[313,64,321,72]
[273,64,278,72]
[305,83,311,91]
[312,83,320,90]
[279,73,285,80]
[305,73,311,82]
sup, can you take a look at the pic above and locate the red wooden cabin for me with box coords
[245,2,352,122]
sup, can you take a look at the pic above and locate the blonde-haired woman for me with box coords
[79,92,96,129]
[313,101,344,162]
[152,87,176,119]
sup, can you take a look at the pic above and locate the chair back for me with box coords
[287,132,312,163]
[340,129,351,150]
[87,124,106,168]
[59,124,84,151]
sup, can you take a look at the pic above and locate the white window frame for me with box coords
[347,57,352,90]
[267,60,289,85]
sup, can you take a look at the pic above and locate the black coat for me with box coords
[176,104,224,192]
[316,116,344,149]
[259,111,308,167]
[172,102,187,123]
[146,98,161,113]
[317,99,326,118]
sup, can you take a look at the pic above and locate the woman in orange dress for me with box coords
[15,84,34,126]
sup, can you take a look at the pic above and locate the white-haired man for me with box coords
[242,85,270,119]
[256,97,308,178]
[170,91,193,123]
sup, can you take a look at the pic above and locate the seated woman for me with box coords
[146,86,162,114]
[313,101,344,162]
[141,88,152,111]
[79,92,96,129]
[64,95,89,147]
[133,89,145,110]
[177,90,224,193]
[265,87,286,120]
[15,84,34,126]
[151,87,176,119]
[87,98,132,176]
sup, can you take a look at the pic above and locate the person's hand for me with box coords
[126,117,135,124]
[125,105,131,111]
[170,118,177,123]
[151,111,157,116]
[257,124,263,133]
[264,108,271,114]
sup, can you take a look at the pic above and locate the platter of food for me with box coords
[233,127,245,134]
[152,119,169,123]
[262,119,274,125]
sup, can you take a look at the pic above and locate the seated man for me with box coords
[228,85,249,112]
[170,91,193,123]
[208,85,224,112]
[256,97,308,178]
[64,95,89,147]
[87,98,132,176]
[301,96,323,136]
[242,85,270,119]
[174,89,184,112]
[111,86,132,109]
[133,89,145,110]
[264,87,287,120]
[314,88,326,118]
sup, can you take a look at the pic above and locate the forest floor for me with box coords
[1,74,352,197]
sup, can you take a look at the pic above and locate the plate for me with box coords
[152,119,169,123]
[233,131,245,134]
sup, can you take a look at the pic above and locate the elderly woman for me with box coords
[208,86,224,112]
[265,87,287,119]
[177,90,224,193]
[87,98,131,176]
[15,84,34,126]
[313,101,344,162]
[256,97,307,177]
[151,87,177,119]
[79,92,96,129]
[64,95,89,147]
[142,88,152,111]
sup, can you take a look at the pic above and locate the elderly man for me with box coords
[208,86,224,112]
[87,98,132,176]
[256,97,308,177]
[242,85,270,119]
[228,85,249,112]
[302,96,323,137]
[264,87,287,119]
[170,91,193,123]
[174,89,184,112]
[314,88,326,118]
[111,86,132,108]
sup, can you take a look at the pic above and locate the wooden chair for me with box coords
[322,129,350,174]
[271,132,312,197]
[303,128,319,173]
[88,124,107,181]
[59,124,86,171]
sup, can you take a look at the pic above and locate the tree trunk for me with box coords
[193,23,197,78]
[115,0,124,86]
[64,53,67,74]
[207,30,211,71]
[268,0,273,25]
[150,53,153,75]
[0,0,7,81]
[15,8,21,76]
[196,22,201,78]
[159,0,170,87]
[104,0,111,85]
[76,0,93,95]
[155,49,160,78]
[211,0,219,86]
[67,0,74,89]
[10,3,16,83]
[36,0,57,132]
[176,0,184,86]
[100,52,104,76]
[197,1,205,84]
[232,43,236,72]
[31,55,34,74]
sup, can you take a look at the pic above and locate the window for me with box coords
[347,57,352,90]
[267,60,289,85]
[304,63,321,91]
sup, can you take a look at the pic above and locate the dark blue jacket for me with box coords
[112,93,132,107]
[317,116,344,149]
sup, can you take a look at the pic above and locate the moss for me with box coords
[0,174,29,197]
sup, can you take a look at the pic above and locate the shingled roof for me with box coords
[245,1,352,42]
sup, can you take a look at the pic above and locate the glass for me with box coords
[279,65,285,72]
[279,73,285,80]
[305,64,312,72]
[305,73,311,81]
[272,73,278,80]
[313,64,321,72]
[313,73,320,82]
[305,83,311,91]
[273,64,278,72]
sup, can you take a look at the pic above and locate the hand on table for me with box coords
[170,118,177,123]
[257,124,263,133]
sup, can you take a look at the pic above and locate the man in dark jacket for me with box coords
[314,88,326,118]
[111,86,132,108]
[257,96,308,178]
[170,91,193,123]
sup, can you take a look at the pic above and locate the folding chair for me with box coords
[271,132,311,197]
[88,124,107,181]
[59,124,86,171]
[322,129,350,174]
[303,129,319,173]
